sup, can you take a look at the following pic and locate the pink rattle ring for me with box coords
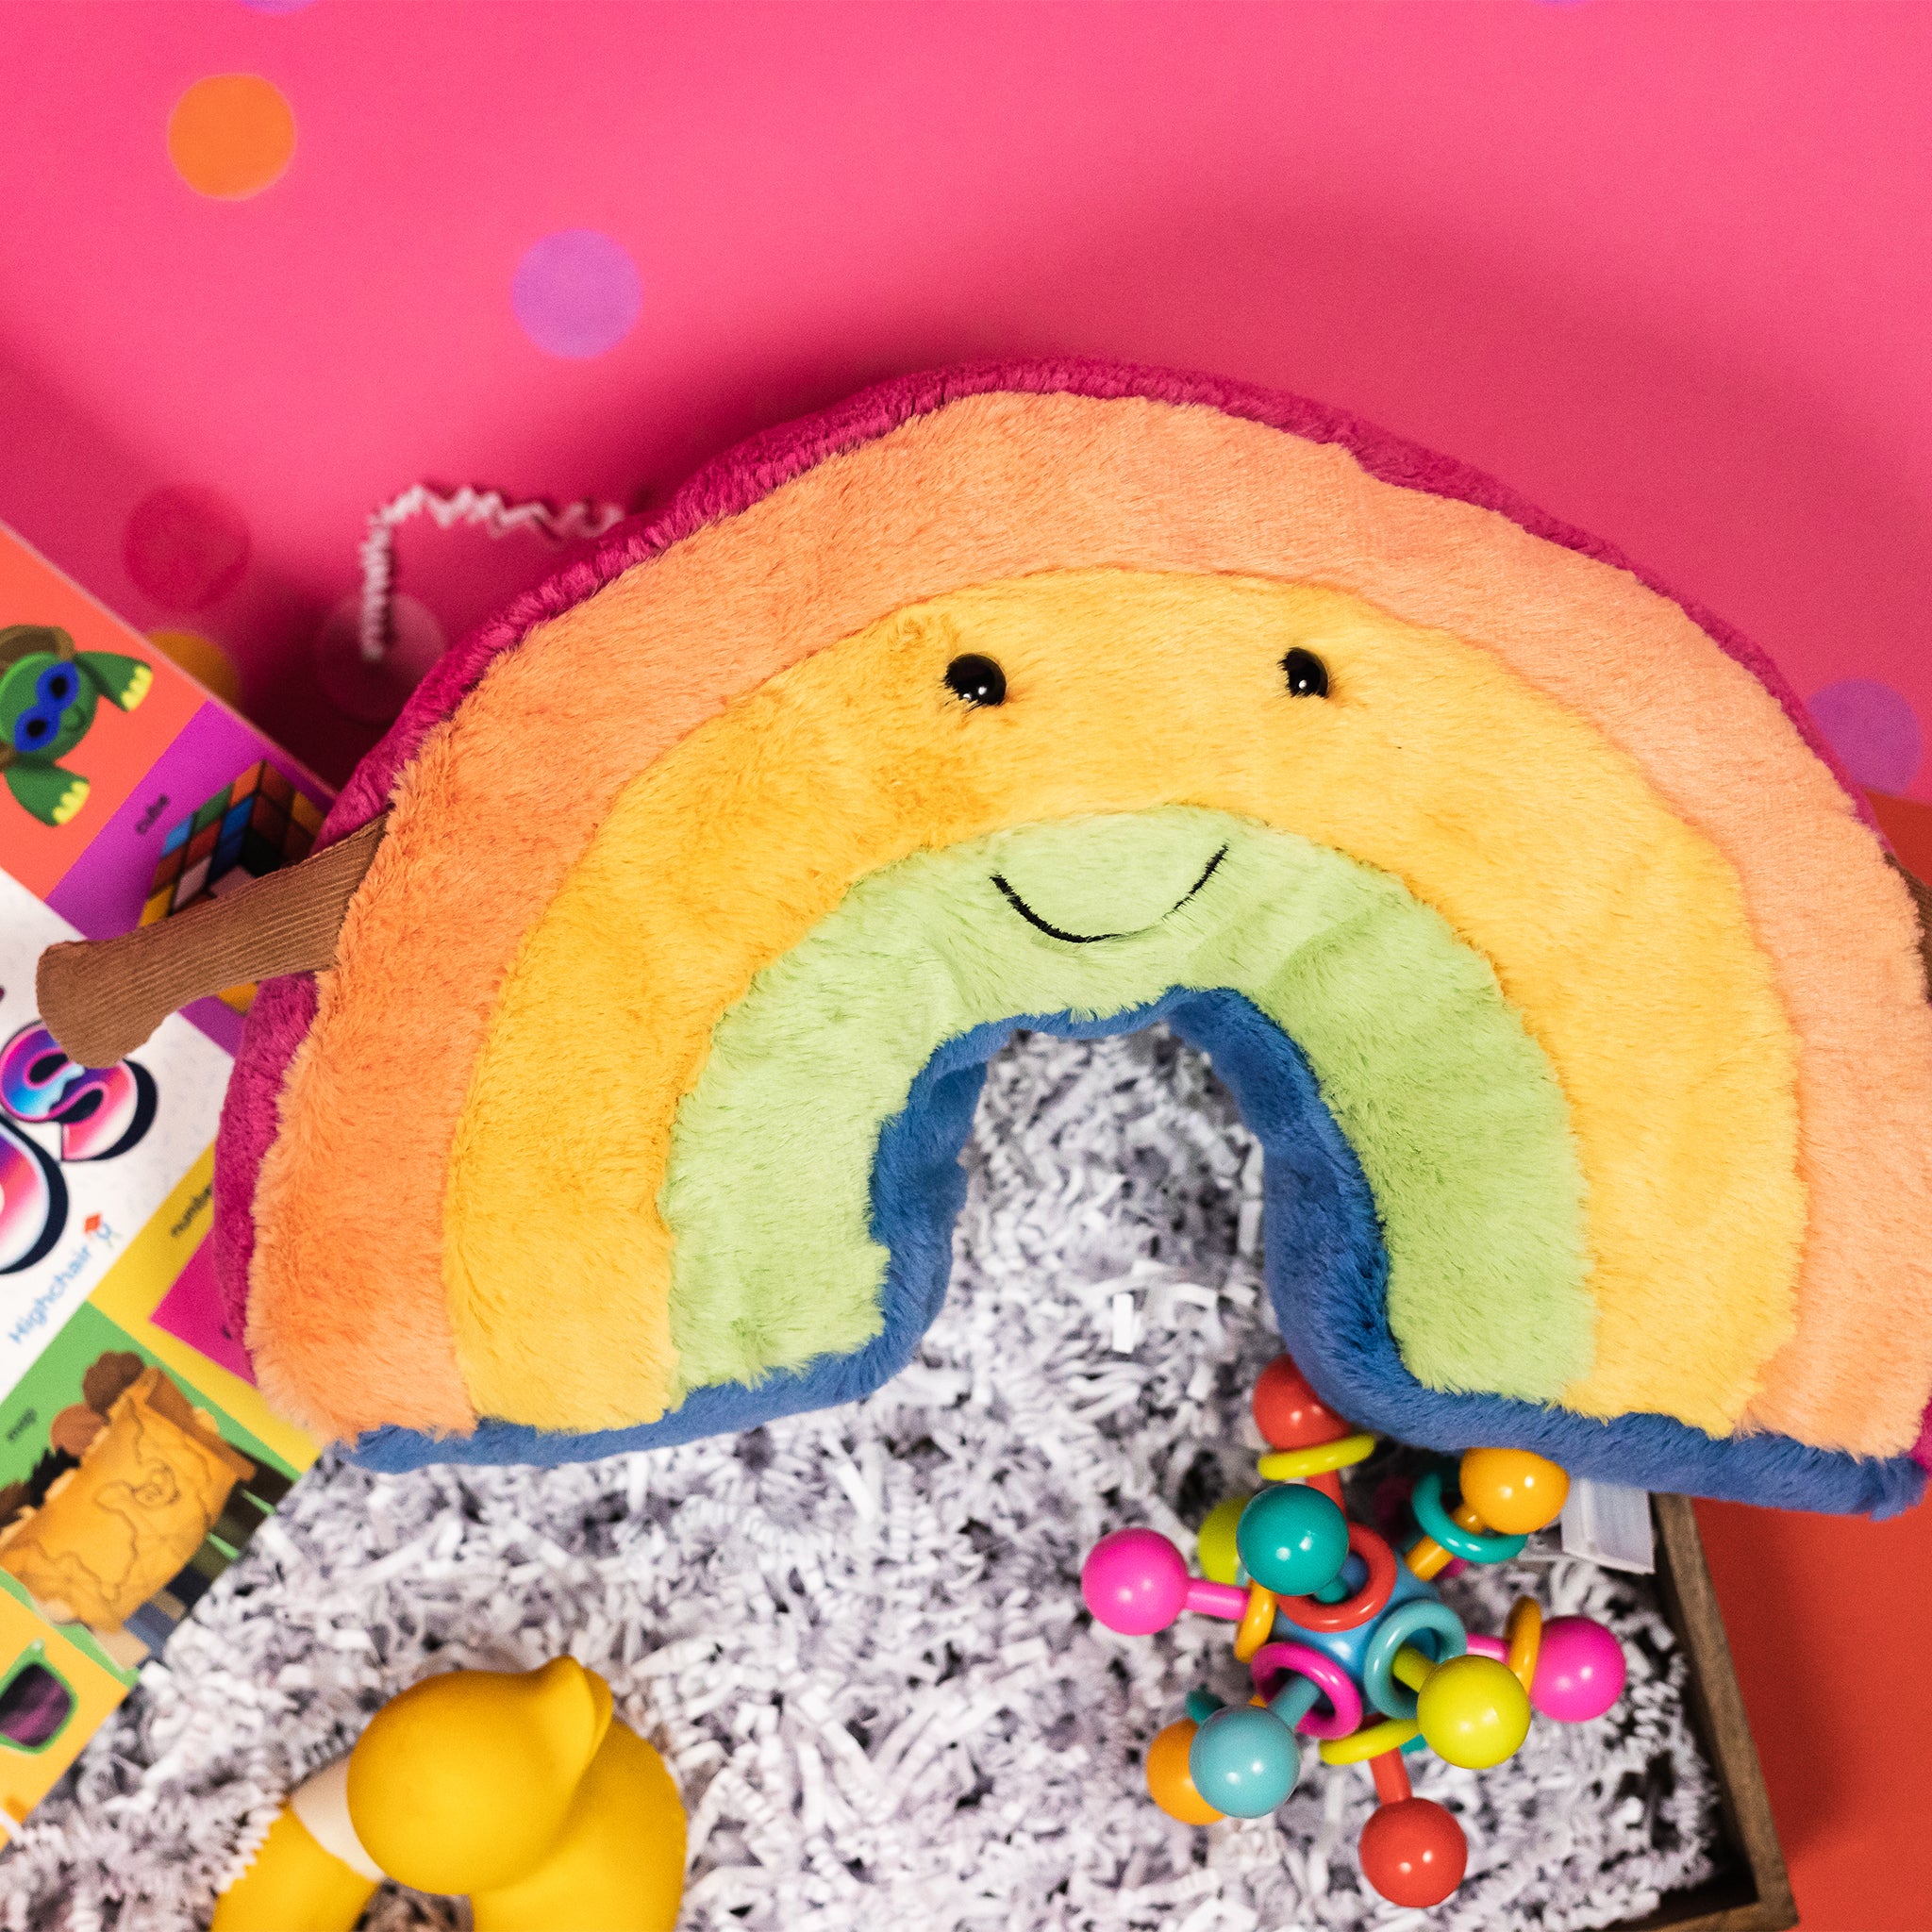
[1249,1640,1364,1741]
[1273,1522,1398,1635]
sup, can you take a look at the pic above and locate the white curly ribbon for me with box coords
[357,486,627,664]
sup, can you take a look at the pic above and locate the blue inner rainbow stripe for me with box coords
[351,992,1924,1514]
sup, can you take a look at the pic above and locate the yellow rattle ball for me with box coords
[1196,1493,1251,1586]
[1457,1447,1570,1537]
[1415,1654,1532,1770]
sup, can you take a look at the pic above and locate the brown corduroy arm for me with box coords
[35,813,388,1069]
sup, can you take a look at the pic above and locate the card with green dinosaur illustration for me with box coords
[0,527,204,896]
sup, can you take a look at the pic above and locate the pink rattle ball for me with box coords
[1531,1615,1626,1722]
[1082,1527,1190,1635]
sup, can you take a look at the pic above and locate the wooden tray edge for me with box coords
[1619,1494,1796,1932]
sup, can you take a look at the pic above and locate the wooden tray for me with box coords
[1621,1495,1795,1932]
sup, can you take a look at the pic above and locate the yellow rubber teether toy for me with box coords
[211,1657,686,1932]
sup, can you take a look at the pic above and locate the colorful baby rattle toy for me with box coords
[1082,1354,1626,1908]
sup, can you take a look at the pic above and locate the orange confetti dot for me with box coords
[149,629,243,708]
[167,75,295,201]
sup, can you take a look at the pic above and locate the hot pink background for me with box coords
[4,3,1931,1924]
[3,0,1931,794]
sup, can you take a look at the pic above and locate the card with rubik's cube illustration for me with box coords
[141,764,325,1013]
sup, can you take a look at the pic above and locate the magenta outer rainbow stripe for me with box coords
[209,358,1926,1479]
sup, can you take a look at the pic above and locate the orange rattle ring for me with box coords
[1233,1580,1278,1661]
[1505,1596,1543,1695]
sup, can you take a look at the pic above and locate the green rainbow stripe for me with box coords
[661,809,1594,1401]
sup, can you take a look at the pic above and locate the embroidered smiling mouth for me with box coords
[991,845,1230,944]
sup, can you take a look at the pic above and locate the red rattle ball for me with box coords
[1358,1796,1469,1907]
[1252,1353,1351,1450]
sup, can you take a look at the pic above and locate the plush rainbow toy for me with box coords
[37,363,1932,1514]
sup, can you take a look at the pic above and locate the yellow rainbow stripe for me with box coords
[443,573,1799,1436]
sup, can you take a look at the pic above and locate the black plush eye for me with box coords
[944,654,1007,708]
[1282,647,1329,698]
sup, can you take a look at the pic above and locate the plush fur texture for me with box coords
[661,810,1593,1406]
[352,1000,1924,1519]
[227,367,1932,1479]
[429,574,1800,1443]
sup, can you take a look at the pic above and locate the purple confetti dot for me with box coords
[238,0,318,12]
[511,230,642,360]
[1808,677,1924,794]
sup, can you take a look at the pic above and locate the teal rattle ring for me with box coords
[1363,1599,1468,1721]
[1411,1467,1529,1565]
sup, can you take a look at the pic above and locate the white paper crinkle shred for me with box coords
[1,1030,1725,1930]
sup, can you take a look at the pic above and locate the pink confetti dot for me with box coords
[313,592,446,724]
[124,485,252,611]
[511,229,642,359]
[1808,677,1923,794]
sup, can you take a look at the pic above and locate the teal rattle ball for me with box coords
[1187,1705,1302,1817]
[1235,1484,1351,1597]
